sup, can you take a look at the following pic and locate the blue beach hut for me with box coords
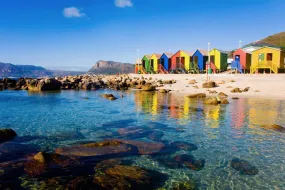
[160,52,173,71]
[192,49,208,71]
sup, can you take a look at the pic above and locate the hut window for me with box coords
[267,53,273,61]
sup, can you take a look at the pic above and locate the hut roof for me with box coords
[152,53,162,58]
[163,52,174,58]
[197,49,208,56]
[143,55,151,59]
[181,50,193,56]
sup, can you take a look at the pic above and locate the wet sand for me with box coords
[130,74,285,99]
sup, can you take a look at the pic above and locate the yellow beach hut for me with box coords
[209,49,228,72]
[250,46,285,74]
[150,54,162,73]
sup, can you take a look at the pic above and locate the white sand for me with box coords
[129,74,285,100]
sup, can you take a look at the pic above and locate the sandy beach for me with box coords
[130,74,285,99]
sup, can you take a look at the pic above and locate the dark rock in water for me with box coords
[118,126,153,139]
[102,119,137,128]
[174,154,205,171]
[0,129,17,142]
[157,154,205,171]
[147,122,168,129]
[0,142,39,162]
[230,158,258,175]
[172,181,197,190]
[170,141,198,151]
[101,94,118,100]
[48,130,86,141]
[260,124,285,133]
[55,140,138,157]
[114,139,165,155]
[148,130,164,141]
[232,97,239,100]
[94,164,168,190]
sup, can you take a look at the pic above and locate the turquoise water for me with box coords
[1,90,285,189]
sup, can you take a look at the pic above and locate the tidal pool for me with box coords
[1,90,285,189]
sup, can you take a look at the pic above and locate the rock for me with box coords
[0,129,17,142]
[188,79,197,84]
[260,124,285,132]
[220,98,229,104]
[55,140,138,157]
[243,87,250,92]
[193,85,199,89]
[28,78,61,91]
[115,139,165,155]
[101,94,118,100]
[209,90,217,94]
[204,97,219,105]
[230,158,258,175]
[202,81,217,88]
[162,80,173,84]
[148,131,164,141]
[231,88,242,93]
[232,97,239,100]
[118,127,153,138]
[218,92,228,97]
[33,152,47,163]
[187,93,206,98]
[230,80,236,82]
[159,89,170,93]
[0,83,4,91]
[255,90,260,92]
[135,85,142,89]
[226,86,233,88]
[142,83,156,91]
[172,181,197,190]
[170,141,198,151]
[174,154,205,171]
[94,164,167,190]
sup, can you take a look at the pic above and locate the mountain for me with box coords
[261,32,285,48]
[0,62,84,78]
[88,60,135,74]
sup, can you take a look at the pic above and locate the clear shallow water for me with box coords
[1,90,285,189]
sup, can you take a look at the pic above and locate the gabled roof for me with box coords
[197,49,208,56]
[150,53,162,58]
[211,48,229,54]
[162,52,174,58]
[142,55,151,59]
[181,50,193,56]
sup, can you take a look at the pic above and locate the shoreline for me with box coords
[130,74,285,100]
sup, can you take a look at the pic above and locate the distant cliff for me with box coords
[88,60,135,74]
[0,62,84,77]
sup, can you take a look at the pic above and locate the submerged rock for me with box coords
[94,164,167,190]
[118,126,153,138]
[102,119,137,128]
[260,124,285,132]
[232,97,239,100]
[55,140,138,157]
[202,81,216,88]
[170,141,198,151]
[230,158,258,175]
[172,181,197,190]
[0,129,17,142]
[101,94,118,100]
[187,93,206,98]
[148,130,164,142]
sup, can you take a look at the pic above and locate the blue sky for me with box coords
[0,0,284,70]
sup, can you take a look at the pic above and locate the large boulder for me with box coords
[28,78,61,91]
[0,129,17,142]
[204,97,219,105]
[231,88,242,93]
[202,81,217,88]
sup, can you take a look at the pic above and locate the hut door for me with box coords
[142,60,146,68]
[176,57,180,68]
[210,56,215,63]
[161,58,164,67]
[168,58,172,70]
[194,56,198,64]
[235,55,240,62]
[151,59,154,68]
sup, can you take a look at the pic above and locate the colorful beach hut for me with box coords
[170,50,193,73]
[159,53,173,73]
[209,49,228,72]
[150,54,162,73]
[250,46,285,74]
[142,55,151,73]
[231,48,252,73]
[192,49,208,71]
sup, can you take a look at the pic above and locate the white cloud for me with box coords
[63,7,86,18]
[115,0,133,8]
